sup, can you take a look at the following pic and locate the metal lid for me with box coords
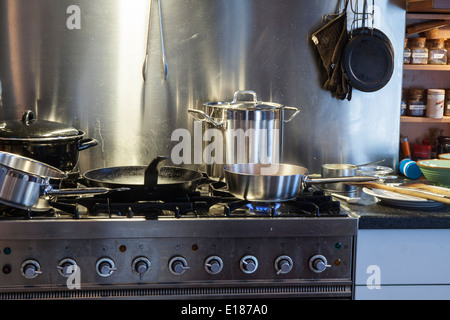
[0,110,80,139]
[204,91,284,111]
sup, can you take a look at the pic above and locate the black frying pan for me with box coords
[83,156,204,200]
[342,27,394,92]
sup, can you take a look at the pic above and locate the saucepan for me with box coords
[223,163,378,202]
[0,152,125,210]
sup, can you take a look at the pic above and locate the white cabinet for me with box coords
[355,229,450,300]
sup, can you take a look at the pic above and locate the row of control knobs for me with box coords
[19,255,331,279]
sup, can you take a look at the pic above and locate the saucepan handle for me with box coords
[305,176,379,184]
[188,109,224,127]
[45,187,130,197]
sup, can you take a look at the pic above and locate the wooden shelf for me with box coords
[404,64,450,71]
[401,116,450,123]
[406,13,450,20]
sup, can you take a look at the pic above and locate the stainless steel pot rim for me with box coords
[224,163,308,176]
[0,130,86,142]
[0,151,67,179]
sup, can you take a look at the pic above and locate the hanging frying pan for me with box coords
[342,27,394,92]
[342,0,394,93]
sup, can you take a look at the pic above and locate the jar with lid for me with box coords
[445,40,450,64]
[428,39,447,65]
[445,90,450,116]
[411,38,428,64]
[401,89,407,116]
[407,89,426,117]
[426,89,445,119]
[404,38,411,64]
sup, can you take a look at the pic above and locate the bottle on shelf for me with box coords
[428,39,447,65]
[411,37,428,65]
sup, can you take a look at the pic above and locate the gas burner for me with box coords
[246,202,282,216]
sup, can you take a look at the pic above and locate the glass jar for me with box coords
[445,90,450,116]
[445,40,450,64]
[411,38,428,64]
[407,89,426,117]
[401,89,408,116]
[428,39,447,65]
[404,38,411,64]
[426,89,445,119]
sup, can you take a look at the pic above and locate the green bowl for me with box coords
[417,159,450,187]
[438,153,450,160]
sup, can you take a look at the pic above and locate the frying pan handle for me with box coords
[144,156,169,187]
[283,106,300,123]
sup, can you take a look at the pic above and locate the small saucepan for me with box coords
[0,152,124,210]
[223,163,378,202]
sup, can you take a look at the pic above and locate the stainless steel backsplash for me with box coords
[0,0,405,174]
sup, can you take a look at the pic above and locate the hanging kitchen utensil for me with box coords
[311,0,351,100]
[342,0,394,92]
[158,0,168,82]
[224,163,378,202]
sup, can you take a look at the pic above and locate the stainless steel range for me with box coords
[0,181,357,300]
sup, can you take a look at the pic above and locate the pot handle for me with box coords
[78,138,99,151]
[305,175,379,184]
[231,90,260,105]
[188,109,224,127]
[283,106,300,123]
[45,187,130,197]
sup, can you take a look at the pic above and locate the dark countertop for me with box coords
[328,178,450,230]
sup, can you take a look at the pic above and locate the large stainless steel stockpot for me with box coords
[188,90,300,181]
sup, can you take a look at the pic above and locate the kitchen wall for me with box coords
[0,0,406,174]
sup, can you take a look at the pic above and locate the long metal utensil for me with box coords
[158,0,168,82]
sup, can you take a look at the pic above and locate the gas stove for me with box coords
[0,182,357,300]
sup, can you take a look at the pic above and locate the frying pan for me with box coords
[224,163,378,202]
[342,27,394,92]
[83,156,204,199]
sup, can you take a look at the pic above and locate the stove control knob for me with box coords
[169,257,190,275]
[21,260,42,279]
[57,258,78,277]
[309,255,331,273]
[275,255,293,275]
[96,258,117,277]
[132,257,151,275]
[240,255,258,274]
[204,256,223,275]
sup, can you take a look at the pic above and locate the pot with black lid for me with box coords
[0,110,98,172]
[188,90,300,181]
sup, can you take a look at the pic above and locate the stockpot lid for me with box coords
[203,90,285,111]
[0,110,80,140]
